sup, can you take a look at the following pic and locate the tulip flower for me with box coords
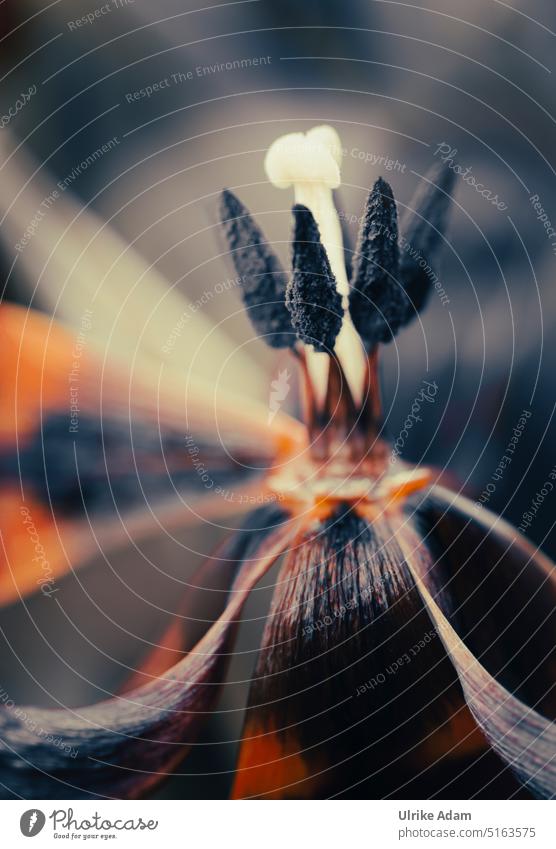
[0,126,554,800]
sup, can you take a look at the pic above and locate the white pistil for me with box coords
[265,125,367,403]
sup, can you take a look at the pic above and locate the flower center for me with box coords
[267,446,431,519]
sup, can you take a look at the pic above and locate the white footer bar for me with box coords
[2,799,553,847]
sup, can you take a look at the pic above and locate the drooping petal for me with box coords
[0,506,293,799]
[408,486,556,798]
[0,304,304,606]
[232,505,517,799]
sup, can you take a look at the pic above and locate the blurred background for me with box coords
[0,0,555,798]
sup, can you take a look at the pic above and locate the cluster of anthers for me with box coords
[220,125,455,519]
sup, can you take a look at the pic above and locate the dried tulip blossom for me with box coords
[0,126,555,801]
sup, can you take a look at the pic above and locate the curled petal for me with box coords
[408,486,556,798]
[0,507,293,799]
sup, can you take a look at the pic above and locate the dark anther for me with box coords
[219,190,294,348]
[286,204,343,353]
[349,177,407,348]
[399,161,456,315]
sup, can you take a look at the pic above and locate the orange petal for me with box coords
[0,303,300,606]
